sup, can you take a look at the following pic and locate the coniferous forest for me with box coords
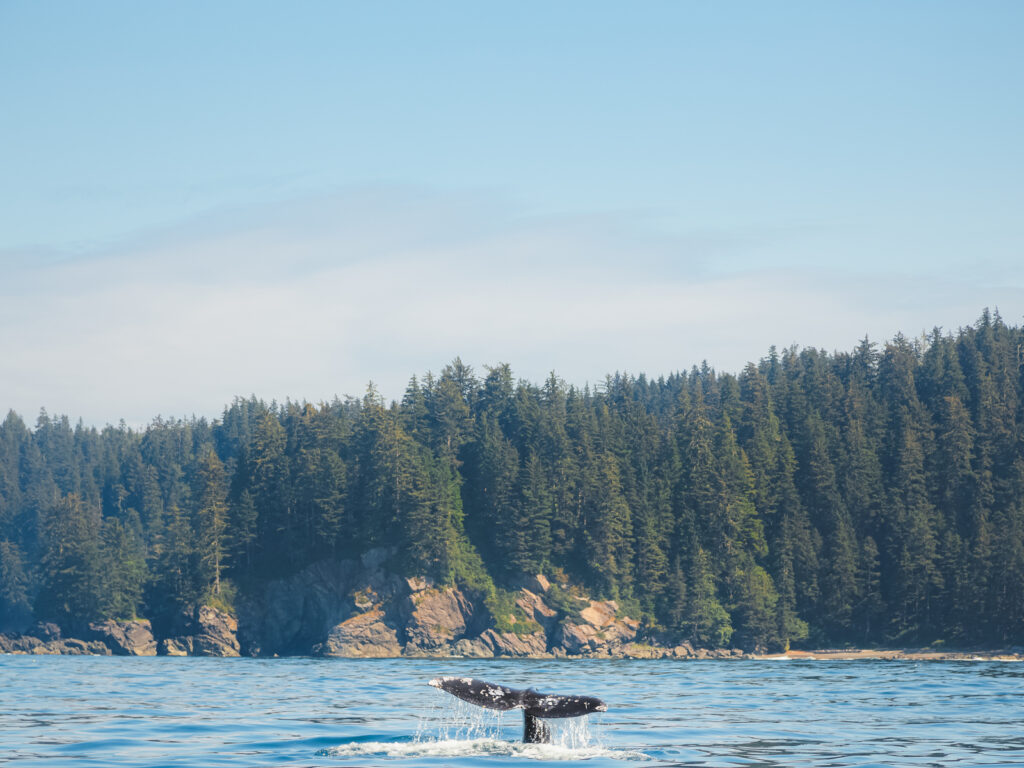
[2,310,1023,650]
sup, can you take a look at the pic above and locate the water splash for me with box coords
[320,694,648,761]
[318,737,650,761]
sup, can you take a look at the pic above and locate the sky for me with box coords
[2,1,1022,426]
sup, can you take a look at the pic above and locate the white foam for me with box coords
[320,737,650,761]
[320,684,647,761]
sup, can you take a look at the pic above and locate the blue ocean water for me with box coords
[2,656,1022,767]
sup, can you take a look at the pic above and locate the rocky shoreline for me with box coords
[3,551,1022,661]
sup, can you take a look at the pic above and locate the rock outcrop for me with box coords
[242,563,654,659]
[402,584,478,653]
[0,562,737,659]
[0,633,110,655]
[477,628,550,657]
[555,599,640,655]
[160,605,240,657]
[317,609,402,658]
[240,549,409,657]
[88,619,157,656]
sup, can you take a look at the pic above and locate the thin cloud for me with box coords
[1,188,1017,427]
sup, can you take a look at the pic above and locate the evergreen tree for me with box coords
[683,546,733,647]
[99,514,147,618]
[193,449,229,596]
[37,494,103,628]
[1,309,1023,647]
[0,539,31,628]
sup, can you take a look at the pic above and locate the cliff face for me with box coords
[1,552,734,658]
[235,550,689,659]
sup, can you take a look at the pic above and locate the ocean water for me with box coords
[2,656,1022,767]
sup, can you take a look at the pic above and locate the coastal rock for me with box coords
[671,642,695,658]
[33,622,62,642]
[475,628,549,657]
[162,605,240,657]
[515,589,559,631]
[617,642,668,659]
[242,550,408,656]
[555,599,639,654]
[88,619,157,656]
[579,600,617,628]
[512,574,551,594]
[555,621,605,654]
[1,634,43,653]
[319,608,401,657]
[191,606,241,656]
[160,637,192,656]
[452,637,495,658]
[401,586,476,652]
[51,638,111,655]
[0,633,109,655]
[248,559,359,656]
[405,576,434,593]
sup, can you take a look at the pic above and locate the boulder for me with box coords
[318,608,401,657]
[89,619,157,656]
[51,638,111,655]
[617,642,668,659]
[160,637,192,656]
[671,642,695,658]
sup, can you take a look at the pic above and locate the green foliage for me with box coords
[99,515,147,619]
[484,588,542,634]
[202,578,237,617]
[36,494,104,627]
[2,312,1024,648]
[682,546,733,647]
[0,540,31,625]
[546,583,585,623]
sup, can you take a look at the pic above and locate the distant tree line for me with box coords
[1,310,1023,650]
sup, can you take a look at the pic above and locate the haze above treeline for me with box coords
[1,309,1022,650]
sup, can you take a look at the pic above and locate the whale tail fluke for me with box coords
[427,676,607,744]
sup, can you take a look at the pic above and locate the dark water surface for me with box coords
[2,656,1022,767]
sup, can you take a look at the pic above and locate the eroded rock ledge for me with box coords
[233,550,729,659]
[6,552,1021,659]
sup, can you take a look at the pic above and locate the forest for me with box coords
[1,309,1022,650]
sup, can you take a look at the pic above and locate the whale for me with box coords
[428,676,607,743]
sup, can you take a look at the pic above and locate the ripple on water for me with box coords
[2,657,1024,767]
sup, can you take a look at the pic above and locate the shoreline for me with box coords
[753,648,1024,661]
[3,636,1022,661]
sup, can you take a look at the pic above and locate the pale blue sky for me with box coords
[1,2,1022,424]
